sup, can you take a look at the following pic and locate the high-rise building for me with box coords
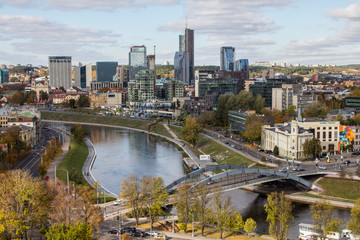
[129,45,147,80]
[234,59,249,79]
[174,51,189,84]
[96,62,118,82]
[147,55,155,71]
[128,70,156,101]
[116,66,129,88]
[185,28,194,84]
[220,47,235,71]
[74,63,92,89]
[49,56,72,89]
[0,69,9,84]
[179,35,185,51]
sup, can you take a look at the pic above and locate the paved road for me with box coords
[15,127,64,177]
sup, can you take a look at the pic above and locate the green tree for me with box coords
[70,124,85,142]
[303,137,322,160]
[69,99,76,108]
[264,192,294,240]
[194,183,211,236]
[347,198,360,236]
[141,176,168,231]
[182,116,202,147]
[285,105,297,119]
[39,90,49,101]
[196,111,216,127]
[45,222,96,240]
[10,91,25,105]
[78,95,90,108]
[175,183,196,231]
[273,146,279,156]
[244,218,257,234]
[304,102,328,119]
[120,175,142,225]
[229,211,244,232]
[244,114,266,143]
[235,91,254,110]
[310,201,342,240]
[254,94,265,114]
[216,95,231,126]
[211,190,234,239]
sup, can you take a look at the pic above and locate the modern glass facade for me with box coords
[0,69,9,84]
[220,47,235,71]
[96,61,118,82]
[128,70,156,101]
[234,59,249,79]
[174,51,189,84]
[185,29,194,84]
[49,56,72,89]
[179,35,185,52]
[129,45,147,80]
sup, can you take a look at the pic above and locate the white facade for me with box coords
[261,120,313,160]
[49,56,72,89]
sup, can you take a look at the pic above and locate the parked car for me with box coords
[131,230,146,237]
[146,231,160,237]
[108,229,120,234]
[121,227,136,234]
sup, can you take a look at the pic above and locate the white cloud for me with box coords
[0,15,119,44]
[327,1,360,21]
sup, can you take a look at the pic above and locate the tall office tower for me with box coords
[147,55,155,71]
[96,62,118,82]
[179,35,185,51]
[234,59,249,79]
[220,47,235,71]
[0,69,9,84]
[49,56,72,89]
[129,45,147,80]
[185,28,194,84]
[116,66,129,88]
[74,63,92,89]
[174,51,189,84]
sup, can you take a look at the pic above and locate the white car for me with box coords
[146,231,160,237]
[113,200,122,206]
[318,165,326,170]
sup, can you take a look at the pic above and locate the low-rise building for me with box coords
[89,92,124,108]
[7,112,40,146]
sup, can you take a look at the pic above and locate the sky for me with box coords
[0,0,360,66]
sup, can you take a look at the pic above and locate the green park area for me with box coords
[169,125,253,166]
[41,111,172,138]
[317,177,360,201]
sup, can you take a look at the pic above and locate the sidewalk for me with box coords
[47,130,70,181]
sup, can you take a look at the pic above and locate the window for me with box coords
[323,132,326,139]
[323,146,326,150]
[317,132,320,139]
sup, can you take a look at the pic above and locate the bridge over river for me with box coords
[166,165,330,193]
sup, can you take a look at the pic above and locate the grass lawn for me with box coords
[318,177,360,200]
[41,111,172,138]
[169,125,253,167]
[56,136,88,185]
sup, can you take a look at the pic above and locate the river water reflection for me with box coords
[47,123,351,239]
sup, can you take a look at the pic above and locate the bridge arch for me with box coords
[166,165,316,190]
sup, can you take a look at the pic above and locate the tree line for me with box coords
[0,169,104,239]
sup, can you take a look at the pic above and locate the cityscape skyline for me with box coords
[0,0,359,66]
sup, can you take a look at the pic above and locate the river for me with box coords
[47,122,351,239]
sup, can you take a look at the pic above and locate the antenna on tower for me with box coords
[185,16,188,29]
[154,45,156,56]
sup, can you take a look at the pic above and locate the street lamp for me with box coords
[58,169,70,194]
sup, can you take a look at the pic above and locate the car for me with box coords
[108,229,120,234]
[146,231,160,237]
[257,174,266,178]
[131,230,146,237]
[207,180,215,185]
[318,165,326,170]
[279,168,287,173]
[113,199,122,206]
[121,227,136,234]
[293,168,305,171]
[167,189,176,195]
[344,160,351,165]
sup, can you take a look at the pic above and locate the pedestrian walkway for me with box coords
[47,130,70,181]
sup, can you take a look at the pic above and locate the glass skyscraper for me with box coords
[0,69,9,84]
[96,61,118,82]
[174,51,189,84]
[235,59,249,79]
[220,47,235,71]
[129,45,147,80]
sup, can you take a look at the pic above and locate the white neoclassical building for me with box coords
[261,120,342,160]
[261,120,313,160]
